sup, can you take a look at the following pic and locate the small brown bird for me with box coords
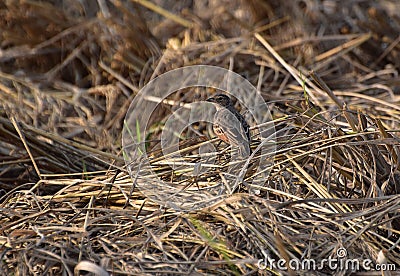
[207,94,251,158]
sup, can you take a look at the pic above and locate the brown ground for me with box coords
[1,0,399,275]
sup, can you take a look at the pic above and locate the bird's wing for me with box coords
[215,109,250,157]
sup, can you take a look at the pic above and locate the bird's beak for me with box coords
[206,97,215,102]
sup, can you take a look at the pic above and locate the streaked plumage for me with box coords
[206,94,251,158]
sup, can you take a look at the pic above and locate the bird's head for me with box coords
[206,94,233,108]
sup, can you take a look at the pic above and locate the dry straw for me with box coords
[1,0,399,274]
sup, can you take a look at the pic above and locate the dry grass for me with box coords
[1,0,400,275]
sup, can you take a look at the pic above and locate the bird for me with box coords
[206,94,251,158]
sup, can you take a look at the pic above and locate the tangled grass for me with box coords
[1,0,399,275]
